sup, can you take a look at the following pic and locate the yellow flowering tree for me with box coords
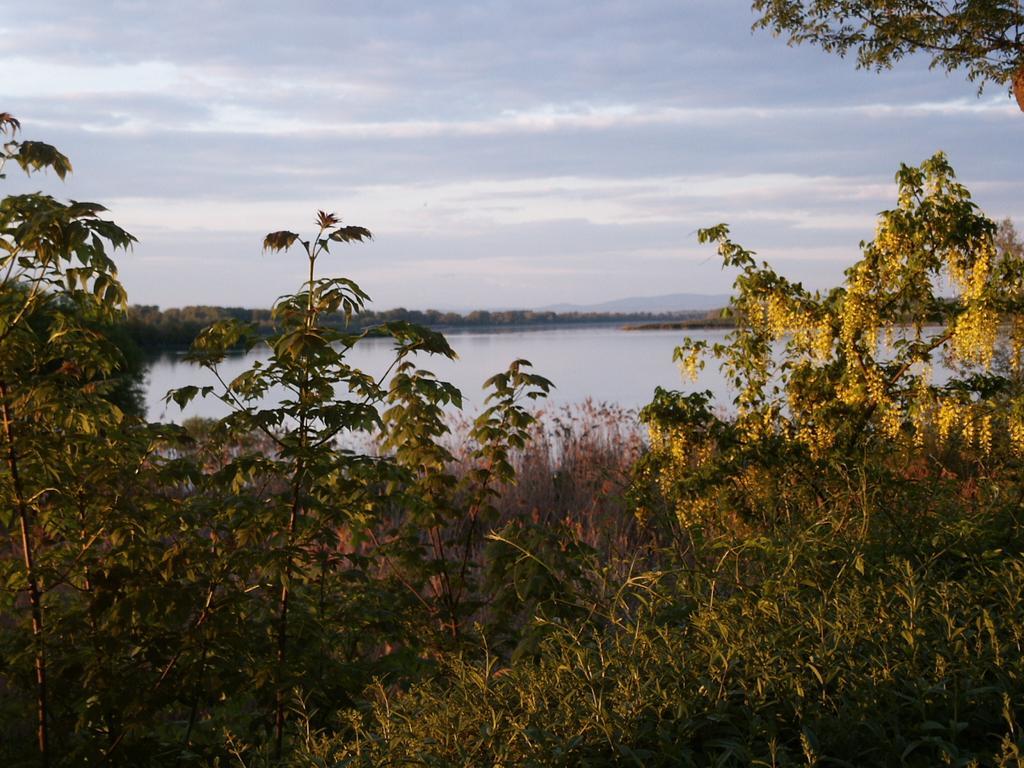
[642,153,1024,537]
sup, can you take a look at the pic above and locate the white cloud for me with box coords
[1,57,182,97]
[27,96,1016,139]
[104,170,892,237]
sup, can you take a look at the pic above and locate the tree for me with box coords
[173,210,471,756]
[751,1,1024,111]
[642,152,1024,540]
[1,113,137,767]
[1,113,564,764]
[997,217,1023,263]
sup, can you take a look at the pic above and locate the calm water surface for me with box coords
[144,325,734,422]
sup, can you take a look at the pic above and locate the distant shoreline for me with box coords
[121,305,726,351]
[622,316,732,331]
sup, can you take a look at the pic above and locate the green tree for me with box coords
[0,113,137,766]
[752,0,1024,110]
[377,357,552,642]
[173,210,464,757]
[0,113,564,765]
[325,155,1024,768]
[642,152,1024,545]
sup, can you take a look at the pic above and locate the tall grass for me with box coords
[324,470,1024,767]
[450,400,649,558]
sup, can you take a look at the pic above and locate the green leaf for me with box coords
[15,141,73,180]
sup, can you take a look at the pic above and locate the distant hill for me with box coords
[539,293,731,314]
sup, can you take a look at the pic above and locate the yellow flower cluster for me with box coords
[764,294,799,338]
[841,275,880,355]
[650,422,717,471]
[946,240,999,370]
[648,420,722,528]
[951,305,997,369]
[790,318,833,364]
[648,423,684,502]
[677,347,702,382]
[936,400,966,442]
[738,409,776,444]
[836,377,865,407]
[1009,415,1024,455]
[977,414,993,455]
[647,422,669,450]
[932,400,995,454]
[864,368,887,405]
[916,364,933,389]
[880,406,903,440]
[910,408,927,447]
[873,226,911,279]
[762,289,837,365]
[763,294,835,365]
[796,421,835,459]
[677,496,716,530]
[948,241,993,302]
[668,431,690,466]
[811,321,833,361]
[1010,319,1024,373]
[908,371,933,447]
[961,413,977,449]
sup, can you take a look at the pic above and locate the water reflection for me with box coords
[143,325,736,422]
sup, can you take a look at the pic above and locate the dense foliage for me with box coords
[752,0,1024,109]
[334,501,1024,766]
[2,110,1023,768]
[1,114,570,765]
[325,157,1024,766]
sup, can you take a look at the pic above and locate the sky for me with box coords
[3,0,1021,311]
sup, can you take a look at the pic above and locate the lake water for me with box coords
[144,324,735,422]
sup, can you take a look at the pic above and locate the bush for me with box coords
[329,495,1024,767]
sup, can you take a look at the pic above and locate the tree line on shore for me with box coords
[121,304,714,349]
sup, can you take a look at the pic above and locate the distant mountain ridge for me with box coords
[538,292,731,314]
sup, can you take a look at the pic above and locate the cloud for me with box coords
[102,170,894,239]
[175,98,1022,138]
[1,57,182,98]
[2,1,1021,310]
[15,89,1019,139]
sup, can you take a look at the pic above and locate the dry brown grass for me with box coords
[447,399,651,559]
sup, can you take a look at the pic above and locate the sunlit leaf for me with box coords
[15,141,73,179]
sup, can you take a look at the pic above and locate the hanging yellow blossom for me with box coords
[1008,415,1024,455]
[937,400,962,442]
[977,413,993,455]
[880,407,903,440]
[951,305,998,369]
[677,347,702,382]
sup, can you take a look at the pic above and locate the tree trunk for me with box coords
[274,462,304,760]
[1,382,48,767]
[1014,64,1024,112]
